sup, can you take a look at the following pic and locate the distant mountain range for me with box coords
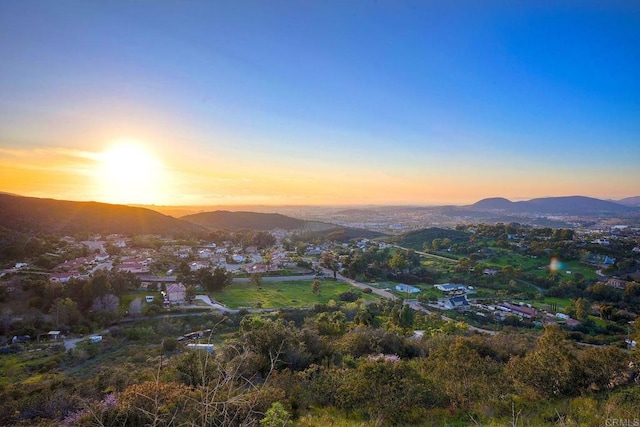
[466,196,638,215]
[2,193,638,239]
[0,194,203,236]
[616,196,640,207]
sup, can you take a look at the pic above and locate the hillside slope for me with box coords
[0,194,202,236]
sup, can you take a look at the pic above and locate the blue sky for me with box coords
[1,1,639,205]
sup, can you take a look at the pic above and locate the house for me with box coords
[167,283,186,303]
[50,272,84,283]
[189,261,209,271]
[500,303,537,319]
[232,254,247,263]
[605,278,629,289]
[47,331,62,341]
[444,295,470,310]
[395,284,421,294]
[198,249,214,259]
[435,283,468,293]
[117,261,149,275]
[247,264,269,274]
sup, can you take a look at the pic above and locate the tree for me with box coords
[193,268,213,290]
[336,359,438,424]
[389,251,409,272]
[507,326,579,397]
[398,304,414,329]
[311,280,321,296]
[456,257,475,274]
[49,297,82,329]
[263,250,273,271]
[185,284,196,303]
[210,267,231,291]
[322,252,339,279]
[574,298,591,321]
[177,260,192,282]
[92,294,121,325]
[427,338,507,409]
[260,402,291,427]
[501,265,519,280]
[92,294,120,312]
[251,273,263,289]
[354,305,378,327]
[599,304,614,321]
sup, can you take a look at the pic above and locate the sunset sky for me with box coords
[1,1,639,206]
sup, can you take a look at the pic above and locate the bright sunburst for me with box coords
[94,140,166,204]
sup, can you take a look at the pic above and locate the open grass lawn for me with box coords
[540,296,573,309]
[485,250,545,272]
[120,291,163,308]
[486,249,599,282]
[212,279,378,309]
[421,258,456,274]
[525,259,599,281]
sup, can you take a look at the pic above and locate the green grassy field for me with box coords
[212,279,378,309]
[484,249,599,282]
[529,296,573,311]
[121,291,163,308]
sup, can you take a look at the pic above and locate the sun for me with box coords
[94,140,166,204]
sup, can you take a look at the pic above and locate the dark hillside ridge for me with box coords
[181,210,307,231]
[0,194,203,236]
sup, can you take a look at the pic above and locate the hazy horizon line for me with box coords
[3,191,638,209]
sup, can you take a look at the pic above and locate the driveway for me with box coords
[194,295,238,314]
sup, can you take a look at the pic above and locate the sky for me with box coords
[1,1,639,206]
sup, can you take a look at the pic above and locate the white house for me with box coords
[167,284,186,303]
[444,295,470,310]
[232,254,246,263]
[395,284,421,294]
[435,283,468,293]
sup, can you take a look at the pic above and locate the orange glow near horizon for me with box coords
[92,140,168,205]
[1,144,638,207]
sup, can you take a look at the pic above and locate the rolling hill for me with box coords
[468,196,635,215]
[180,210,309,231]
[181,210,387,241]
[617,196,640,207]
[388,227,470,251]
[468,197,514,210]
[0,194,203,236]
